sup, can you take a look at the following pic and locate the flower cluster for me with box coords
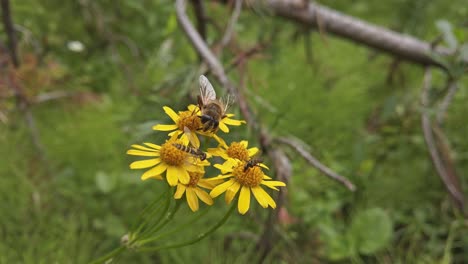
[127,76,286,214]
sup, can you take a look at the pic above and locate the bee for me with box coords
[172,143,207,161]
[197,75,232,132]
[244,158,263,172]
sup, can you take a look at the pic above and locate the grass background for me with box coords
[0,0,467,263]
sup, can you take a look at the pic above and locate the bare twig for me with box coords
[275,137,356,191]
[226,42,267,72]
[437,80,458,125]
[1,0,19,67]
[420,68,464,210]
[220,0,243,47]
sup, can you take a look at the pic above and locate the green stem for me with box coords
[137,204,210,245]
[132,188,168,234]
[88,245,125,264]
[137,202,236,252]
[137,199,183,246]
[135,188,173,240]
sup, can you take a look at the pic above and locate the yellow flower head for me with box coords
[174,169,220,212]
[153,105,233,148]
[210,159,286,215]
[209,140,259,160]
[208,140,259,173]
[126,136,209,186]
[153,105,203,148]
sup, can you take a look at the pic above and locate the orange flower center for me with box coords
[177,111,202,131]
[187,171,203,187]
[226,142,249,161]
[232,161,263,187]
[159,141,187,166]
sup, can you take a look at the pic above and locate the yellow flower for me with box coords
[153,105,232,148]
[174,169,219,212]
[153,105,203,148]
[208,140,259,160]
[126,137,209,186]
[208,140,259,173]
[210,159,286,215]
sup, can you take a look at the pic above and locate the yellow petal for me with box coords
[240,140,248,148]
[153,124,178,131]
[210,179,235,198]
[238,186,251,215]
[263,180,286,187]
[163,106,180,123]
[207,147,225,156]
[251,186,269,208]
[218,122,229,133]
[166,166,180,186]
[130,144,158,152]
[127,149,159,157]
[177,167,190,184]
[214,163,234,173]
[225,181,240,204]
[141,163,168,180]
[186,188,199,212]
[168,130,182,138]
[143,142,161,149]
[248,147,259,157]
[261,180,285,191]
[206,174,233,181]
[195,187,213,205]
[187,104,200,113]
[259,163,269,170]
[222,117,245,126]
[130,158,161,169]
[174,184,186,199]
[212,134,227,148]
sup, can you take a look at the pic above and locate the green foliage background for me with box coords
[0,0,467,263]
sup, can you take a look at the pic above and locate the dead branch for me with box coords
[217,0,462,69]
[420,68,464,210]
[275,137,356,191]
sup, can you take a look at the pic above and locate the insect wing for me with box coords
[222,94,235,113]
[199,75,216,104]
[183,126,200,148]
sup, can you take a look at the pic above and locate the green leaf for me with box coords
[349,208,393,255]
[319,224,357,260]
